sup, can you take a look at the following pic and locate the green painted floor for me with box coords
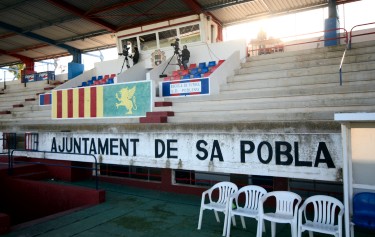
[3,181,375,237]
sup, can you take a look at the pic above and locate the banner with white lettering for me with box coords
[32,132,342,181]
[161,78,209,97]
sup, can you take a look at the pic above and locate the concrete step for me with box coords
[12,104,50,112]
[170,94,375,113]
[166,82,375,104]
[9,109,51,119]
[245,43,375,67]
[231,60,375,82]
[240,52,375,75]
[0,117,140,126]
[246,44,347,63]
[169,104,375,123]
[2,81,49,93]
[222,70,375,92]
[168,111,334,123]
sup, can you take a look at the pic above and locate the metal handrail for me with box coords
[10,149,99,190]
[248,27,348,56]
[339,47,347,86]
[348,22,375,49]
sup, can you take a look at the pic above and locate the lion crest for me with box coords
[115,86,137,114]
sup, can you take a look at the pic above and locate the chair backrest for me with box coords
[209,181,238,205]
[302,195,344,225]
[234,185,267,210]
[262,191,301,216]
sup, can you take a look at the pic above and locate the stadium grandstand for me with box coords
[0,0,374,236]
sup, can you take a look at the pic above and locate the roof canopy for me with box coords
[0,0,358,67]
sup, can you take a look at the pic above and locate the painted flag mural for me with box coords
[52,81,152,119]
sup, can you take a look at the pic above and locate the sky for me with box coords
[1,0,375,80]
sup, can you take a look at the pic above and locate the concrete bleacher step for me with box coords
[169,104,375,123]
[12,104,50,112]
[168,82,375,105]
[168,111,336,123]
[223,69,375,92]
[231,60,375,82]
[164,41,375,123]
[244,43,375,67]
[168,92,375,114]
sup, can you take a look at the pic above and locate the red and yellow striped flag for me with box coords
[52,87,103,119]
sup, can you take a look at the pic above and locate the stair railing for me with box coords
[339,47,347,86]
[248,28,348,56]
[348,22,375,49]
[342,22,375,85]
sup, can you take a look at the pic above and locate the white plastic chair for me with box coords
[257,191,302,237]
[226,185,267,237]
[197,181,238,236]
[298,195,344,237]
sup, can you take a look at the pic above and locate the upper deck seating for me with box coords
[80,74,116,87]
[163,60,225,81]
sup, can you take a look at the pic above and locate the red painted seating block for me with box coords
[155,102,172,107]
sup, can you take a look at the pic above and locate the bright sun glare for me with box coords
[223,0,375,43]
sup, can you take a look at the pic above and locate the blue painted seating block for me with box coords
[353,192,375,230]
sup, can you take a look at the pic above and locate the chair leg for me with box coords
[262,220,266,232]
[197,208,204,230]
[257,219,263,237]
[291,223,298,237]
[226,214,232,237]
[297,226,301,237]
[308,230,313,237]
[232,216,237,227]
[240,216,246,229]
[271,222,276,237]
[222,213,228,237]
[214,210,220,223]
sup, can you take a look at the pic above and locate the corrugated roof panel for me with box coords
[0,8,39,29]
[58,19,104,35]
[16,45,67,59]
[65,34,116,51]
[0,54,19,66]
[32,25,77,41]
[0,35,42,51]
[17,0,72,23]
[33,18,106,42]
[211,1,268,24]
[0,0,362,67]
[64,0,121,12]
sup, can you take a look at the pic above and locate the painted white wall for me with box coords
[21,131,343,182]
[351,128,375,187]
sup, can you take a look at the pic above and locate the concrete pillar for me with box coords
[68,48,84,79]
[324,0,340,47]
